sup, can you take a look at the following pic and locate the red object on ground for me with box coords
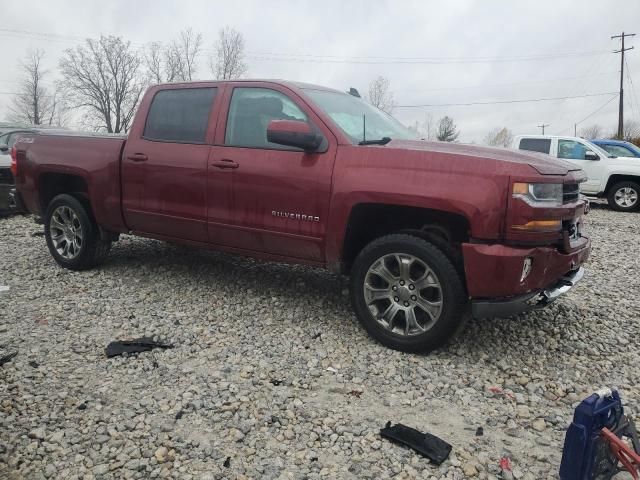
[601,427,640,480]
[500,457,512,471]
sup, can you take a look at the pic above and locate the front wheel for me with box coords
[607,181,640,212]
[44,194,111,270]
[350,234,467,353]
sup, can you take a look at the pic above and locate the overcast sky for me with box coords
[1,0,639,142]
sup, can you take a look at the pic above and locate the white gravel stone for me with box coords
[0,206,638,478]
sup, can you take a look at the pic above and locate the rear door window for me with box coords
[144,88,217,143]
[519,138,551,154]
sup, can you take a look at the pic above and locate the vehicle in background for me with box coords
[590,139,640,158]
[13,80,590,352]
[0,128,65,215]
[0,123,28,136]
[514,135,640,212]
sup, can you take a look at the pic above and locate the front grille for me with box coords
[0,168,14,185]
[563,183,579,204]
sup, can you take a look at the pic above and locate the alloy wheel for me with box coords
[614,187,638,208]
[50,205,84,260]
[363,253,443,336]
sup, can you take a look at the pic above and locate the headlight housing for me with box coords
[513,182,563,207]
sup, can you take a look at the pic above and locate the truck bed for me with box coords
[16,131,128,232]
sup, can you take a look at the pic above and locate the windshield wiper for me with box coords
[359,137,392,146]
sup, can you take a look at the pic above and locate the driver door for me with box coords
[207,83,337,261]
[556,139,606,194]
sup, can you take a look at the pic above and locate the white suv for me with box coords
[513,135,640,212]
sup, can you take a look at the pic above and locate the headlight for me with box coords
[513,182,562,207]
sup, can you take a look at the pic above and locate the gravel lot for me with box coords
[1,205,638,480]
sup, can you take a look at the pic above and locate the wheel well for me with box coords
[341,203,470,273]
[605,174,640,194]
[38,173,89,213]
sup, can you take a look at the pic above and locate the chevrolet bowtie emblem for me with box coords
[272,211,320,222]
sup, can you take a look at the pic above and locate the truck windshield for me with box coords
[304,89,418,144]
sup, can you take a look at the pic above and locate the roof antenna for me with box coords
[348,88,361,98]
[362,114,366,143]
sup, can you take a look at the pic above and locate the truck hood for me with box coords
[386,139,580,175]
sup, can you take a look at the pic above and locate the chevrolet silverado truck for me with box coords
[12,80,591,352]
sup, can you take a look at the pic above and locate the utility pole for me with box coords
[612,32,635,139]
[538,123,550,135]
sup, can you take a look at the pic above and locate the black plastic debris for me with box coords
[105,337,173,358]
[223,457,231,468]
[0,351,17,366]
[380,421,452,465]
[476,426,484,437]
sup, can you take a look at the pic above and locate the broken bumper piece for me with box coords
[471,267,584,319]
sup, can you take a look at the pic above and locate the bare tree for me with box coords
[622,120,640,142]
[144,29,203,84]
[407,114,435,140]
[484,127,513,147]
[211,26,248,80]
[436,116,459,142]
[367,76,395,114]
[8,50,62,126]
[60,36,145,133]
[578,124,602,139]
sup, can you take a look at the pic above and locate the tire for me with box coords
[44,194,111,270]
[350,234,467,353]
[607,181,640,212]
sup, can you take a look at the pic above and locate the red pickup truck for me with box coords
[12,80,590,352]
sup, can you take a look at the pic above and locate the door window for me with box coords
[519,138,551,154]
[557,140,588,160]
[225,88,308,149]
[144,88,217,143]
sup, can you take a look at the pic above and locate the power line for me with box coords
[574,93,619,126]
[398,71,617,94]
[244,52,609,65]
[556,94,619,136]
[624,57,640,120]
[0,27,611,65]
[395,92,618,108]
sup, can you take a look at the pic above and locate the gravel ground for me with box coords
[0,205,638,480]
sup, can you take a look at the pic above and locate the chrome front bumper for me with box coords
[471,267,585,318]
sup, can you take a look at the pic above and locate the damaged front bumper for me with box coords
[471,267,584,318]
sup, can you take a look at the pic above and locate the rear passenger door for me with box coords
[122,86,221,242]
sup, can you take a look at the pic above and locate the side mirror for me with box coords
[0,144,8,153]
[266,120,323,152]
[584,150,599,161]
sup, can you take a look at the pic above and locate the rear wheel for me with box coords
[44,194,111,270]
[350,234,467,353]
[607,181,640,212]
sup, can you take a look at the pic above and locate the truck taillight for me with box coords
[10,146,17,177]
